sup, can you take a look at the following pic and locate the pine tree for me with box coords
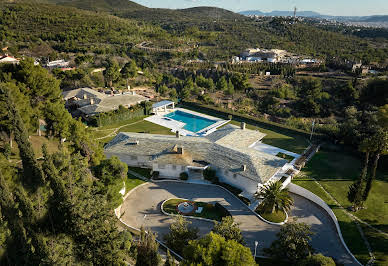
[0,85,43,185]
[42,149,127,265]
[136,227,160,266]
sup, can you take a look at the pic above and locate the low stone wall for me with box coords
[287,183,362,266]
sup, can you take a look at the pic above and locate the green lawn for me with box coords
[230,121,309,154]
[128,166,152,179]
[293,147,388,265]
[125,173,146,194]
[90,116,146,131]
[118,120,174,135]
[162,199,230,222]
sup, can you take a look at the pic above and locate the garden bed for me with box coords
[256,205,287,224]
[162,198,230,222]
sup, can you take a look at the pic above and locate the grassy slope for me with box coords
[293,148,388,265]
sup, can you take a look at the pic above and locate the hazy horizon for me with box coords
[131,0,388,16]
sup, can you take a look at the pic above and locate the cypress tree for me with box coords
[0,85,43,185]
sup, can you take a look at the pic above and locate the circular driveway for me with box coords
[120,181,358,265]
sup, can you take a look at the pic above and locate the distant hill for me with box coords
[359,15,388,23]
[239,10,388,23]
[49,0,146,12]
[239,10,324,18]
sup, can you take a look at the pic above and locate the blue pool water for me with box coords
[164,110,217,132]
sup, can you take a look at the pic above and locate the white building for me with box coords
[104,123,288,194]
[46,59,70,69]
[0,55,19,64]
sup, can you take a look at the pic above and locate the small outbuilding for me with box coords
[152,100,175,115]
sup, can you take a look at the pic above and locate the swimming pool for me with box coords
[164,110,217,133]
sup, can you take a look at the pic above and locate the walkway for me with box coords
[120,181,358,265]
[251,142,300,158]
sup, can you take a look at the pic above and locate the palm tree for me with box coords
[363,129,388,201]
[254,181,294,214]
[348,138,371,210]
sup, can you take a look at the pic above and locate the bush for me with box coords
[152,171,160,180]
[299,254,336,266]
[180,172,188,181]
[214,203,231,218]
[203,167,218,183]
[88,104,145,127]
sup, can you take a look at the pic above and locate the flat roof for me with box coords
[152,100,174,109]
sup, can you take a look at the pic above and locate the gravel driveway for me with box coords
[120,181,358,265]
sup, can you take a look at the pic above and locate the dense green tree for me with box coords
[296,77,329,117]
[136,227,160,266]
[164,250,176,266]
[42,149,127,265]
[121,59,138,88]
[362,129,388,201]
[0,85,43,185]
[182,232,255,266]
[299,253,336,266]
[44,101,72,139]
[265,222,314,262]
[254,181,293,214]
[163,216,199,255]
[231,73,248,91]
[93,156,128,207]
[104,59,121,87]
[348,139,371,210]
[212,216,244,245]
[217,76,228,91]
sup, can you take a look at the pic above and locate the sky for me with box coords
[131,0,388,16]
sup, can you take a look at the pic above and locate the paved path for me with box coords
[120,181,358,265]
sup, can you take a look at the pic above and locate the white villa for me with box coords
[104,123,290,194]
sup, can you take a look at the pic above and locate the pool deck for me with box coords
[145,108,229,136]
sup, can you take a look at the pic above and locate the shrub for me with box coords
[214,203,231,218]
[180,172,188,181]
[203,167,218,183]
[300,254,336,266]
[152,171,160,180]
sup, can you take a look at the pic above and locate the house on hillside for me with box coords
[0,54,19,64]
[63,87,149,117]
[46,59,70,69]
[104,123,288,194]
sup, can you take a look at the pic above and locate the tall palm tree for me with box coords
[363,129,388,201]
[254,181,294,214]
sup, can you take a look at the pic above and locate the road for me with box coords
[120,181,358,265]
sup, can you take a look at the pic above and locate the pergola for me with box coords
[152,100,175,115]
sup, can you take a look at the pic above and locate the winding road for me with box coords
[120,181,358,265]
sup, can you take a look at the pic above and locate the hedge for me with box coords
[181,101,326,141]
[88,105,145,127]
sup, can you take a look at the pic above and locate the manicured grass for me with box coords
[125,173,146,194]
[230,121,309,154]
[162,198,230,222]
[90,116,146,131]
[293,147,388,264]
[118,120,174,135]
[90,128,115,139]
[256,206,287,223]
[128,167,152,179]
[275,152,295,162]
